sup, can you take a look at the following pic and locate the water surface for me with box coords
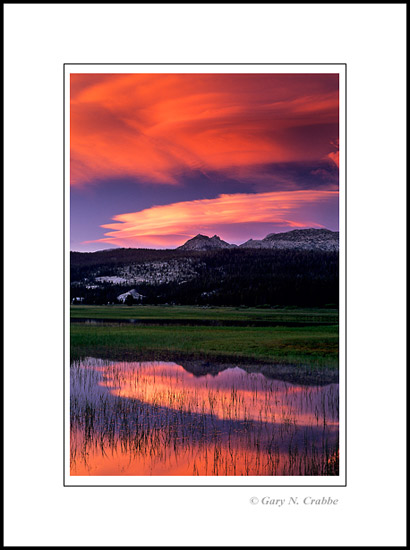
[70,358,339,476]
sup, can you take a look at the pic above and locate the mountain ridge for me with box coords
[239,228,339,251]
[71,228,340,256]
[177,228,339,252]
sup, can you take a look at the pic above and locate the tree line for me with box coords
[71,249,339,307]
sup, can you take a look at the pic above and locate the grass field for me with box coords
[70,304,338,324]
[71,305,339,369]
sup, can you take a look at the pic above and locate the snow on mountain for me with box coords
[117,289,145,302]
[239,229,339,251]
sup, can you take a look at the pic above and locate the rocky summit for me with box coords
[177,234,238,251]
[239,229,339,251]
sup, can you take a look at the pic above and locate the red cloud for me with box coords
[328,151,339,168]
[71,74,339,186]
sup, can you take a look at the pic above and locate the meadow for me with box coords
[71,304,338,324]
[71,305,339,381]
[70,302,339,476]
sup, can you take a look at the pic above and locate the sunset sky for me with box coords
[70,73,339,251]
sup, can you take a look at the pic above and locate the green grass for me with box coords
[70,323,339,367]
[70,304,338,325]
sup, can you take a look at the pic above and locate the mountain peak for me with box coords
[178,234,237,251]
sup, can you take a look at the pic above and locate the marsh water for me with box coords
[70,358,339,476]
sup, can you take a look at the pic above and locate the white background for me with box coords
[4,4,406,547]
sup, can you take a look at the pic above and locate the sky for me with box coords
[70,73,339,251]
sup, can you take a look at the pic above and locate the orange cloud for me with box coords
[328,151,339,168]
[86,189,338,248]
[71,74,339,186]
[327,138,339,168]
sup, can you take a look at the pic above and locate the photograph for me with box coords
[67,68,344,480]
